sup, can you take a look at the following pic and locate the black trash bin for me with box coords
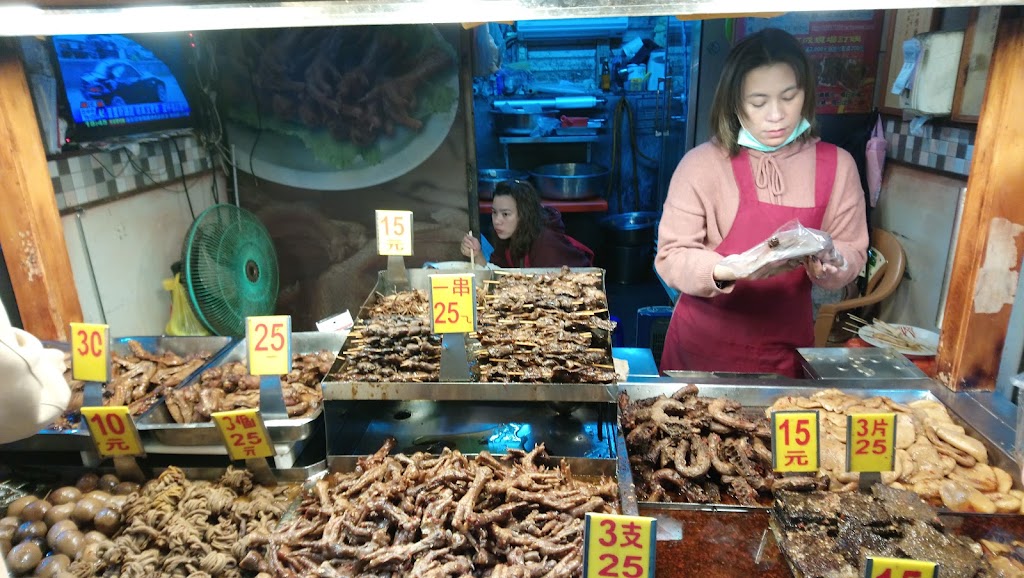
[599,212,660,285]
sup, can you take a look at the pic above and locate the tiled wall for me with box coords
[884,116,975,177]
[49,136,212,212]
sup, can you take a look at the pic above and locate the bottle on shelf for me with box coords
[600,58,611,92]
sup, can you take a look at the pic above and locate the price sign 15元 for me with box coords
[80,406,144,458]
[70,322,111,383]
[246,315,292,376]
[583,512,656,578]
[865,556,937,578]
[429,273,475,334]
[375,209,414,256]
[847,413,897,473]
[771,410,820,473]
[212,408,275,460]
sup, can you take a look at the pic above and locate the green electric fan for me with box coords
[180,204,279,336]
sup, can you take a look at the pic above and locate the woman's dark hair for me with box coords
[710,28,817,156]
[493,180,544,266]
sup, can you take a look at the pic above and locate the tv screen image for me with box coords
[51,34,193,144]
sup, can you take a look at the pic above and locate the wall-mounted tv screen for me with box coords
[51,33,196,149]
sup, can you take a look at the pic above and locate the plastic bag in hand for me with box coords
[718,220,846,280]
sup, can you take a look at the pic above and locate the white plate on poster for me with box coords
[227,28,459,191]
[858,323,939,356]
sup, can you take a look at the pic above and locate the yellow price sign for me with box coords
[70,322,110,383]
[429,273,476,334]
[375,209,414,256]
[583,513,656,578]
[246,316,292,376]
[847,413,897,473]
[80,406,144,458]
[865,556,937,578]
[771,410,820,473]
[212,408,275,460]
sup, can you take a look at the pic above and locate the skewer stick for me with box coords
[848,314,870,325]
[469,231,475,268]
[593,364,616,369]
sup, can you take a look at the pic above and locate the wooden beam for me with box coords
[0,42,81,340]
[936,16,1024,391]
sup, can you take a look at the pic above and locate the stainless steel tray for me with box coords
[3,461,327,488]
[0,336,234,453]
[618,382,1022,512]
[137,332,347,446]
[325,401,637,516]
[798,347,927,380]
[323,267,618,402]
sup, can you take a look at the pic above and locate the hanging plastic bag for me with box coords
[163,273,211,336]
[866,115,887,207]
[718,220,847,280]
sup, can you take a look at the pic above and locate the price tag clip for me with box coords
[439,333,472,382]
[259,375,289,421]
[386,255,410,291]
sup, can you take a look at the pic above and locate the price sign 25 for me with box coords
[584,513,656,578]
[246,316,292,376]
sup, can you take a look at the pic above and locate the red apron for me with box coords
[660,142,837,378]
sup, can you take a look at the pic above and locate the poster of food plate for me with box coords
[216,25,460,190]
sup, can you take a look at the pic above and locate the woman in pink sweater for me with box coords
[655,28,868,378]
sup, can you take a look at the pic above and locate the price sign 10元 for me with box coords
[246,316,292,376]
[375,210,414,256]
[771,410,820,473]
[429,273,476,334]
[583,513,656,578]
[79,406,144,458]
[70,322,111,383]
[847,413,897,473]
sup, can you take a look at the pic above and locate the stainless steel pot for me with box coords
[478,169,528,200]
[529,163,609,201]
[490,110,557,136]
[599,211,660,246]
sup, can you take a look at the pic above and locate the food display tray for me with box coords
[322,267,618,403]
[798,347,927,380]
[137,332,347,446]
[0,336,235,453]
[618,381,1021,512]
[324,400,637,515]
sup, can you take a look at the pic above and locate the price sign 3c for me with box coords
[246,316,292,376]
[70,322,111,383]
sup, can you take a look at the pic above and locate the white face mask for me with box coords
[737,118,811,153]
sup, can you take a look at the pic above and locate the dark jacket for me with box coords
[492,207,593,268]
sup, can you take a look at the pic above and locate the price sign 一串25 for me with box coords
[70,322,111,383]
[246,316,292,376]
[429,273,475,334]
[375,210,414,256]
[771,410,820,473]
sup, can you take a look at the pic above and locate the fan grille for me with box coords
[181,205,279,336]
